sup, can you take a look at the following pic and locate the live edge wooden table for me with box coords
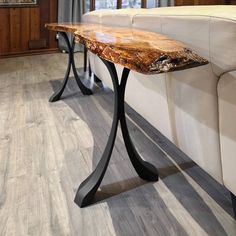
[46,22,208,208]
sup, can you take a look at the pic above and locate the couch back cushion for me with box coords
[133,15,211,62]
[83,7,230,183]
[83,6,236,76]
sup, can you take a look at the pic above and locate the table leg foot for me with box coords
[74,62,120,208]
[74,118,118,207]
[121,117,159,181]
[49,32,92,102]
[74,114,118,207]
[49,33,71,103]
[119,69,159,182]
[74,60,158,208]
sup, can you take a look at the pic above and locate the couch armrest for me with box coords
[218,71,236,196]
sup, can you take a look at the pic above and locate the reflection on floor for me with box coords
[0,53,235,236]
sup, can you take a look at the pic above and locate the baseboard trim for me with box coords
[0,48,59,59]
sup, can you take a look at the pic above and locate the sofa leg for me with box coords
[230,192,236,219]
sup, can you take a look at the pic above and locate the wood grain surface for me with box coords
[46,23,208,74]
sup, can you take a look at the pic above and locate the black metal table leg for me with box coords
[118,68,160,182]
[74,59,159,208]
[71,40,93,96]
[49,32,71,102]
[49,32,92,103]
[89,62,92,77]
[84,47,87,72]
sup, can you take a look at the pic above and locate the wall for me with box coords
[0,0,58,57]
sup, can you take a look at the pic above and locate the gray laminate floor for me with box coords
[0,53,236,236]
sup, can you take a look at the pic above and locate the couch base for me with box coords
[230,192,236,220]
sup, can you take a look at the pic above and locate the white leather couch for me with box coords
[83,6,236,205]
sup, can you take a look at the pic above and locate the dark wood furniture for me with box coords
[0,0,58,58]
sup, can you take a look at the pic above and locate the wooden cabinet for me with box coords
[0,0,58,57]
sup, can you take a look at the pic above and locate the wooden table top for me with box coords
[46,23,208,74]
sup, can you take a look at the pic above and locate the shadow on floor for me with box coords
[49,74,233,236]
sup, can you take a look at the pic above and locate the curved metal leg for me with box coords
[49,33,92,103]
[119,69,159,181]
[74,59,158,208]
[71,40,93,95]
[49,32,71,102]
[74,62,119,207]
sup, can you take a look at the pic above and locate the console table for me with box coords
[46,23,208,208]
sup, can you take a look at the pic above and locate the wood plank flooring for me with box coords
[0,53,236,236]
